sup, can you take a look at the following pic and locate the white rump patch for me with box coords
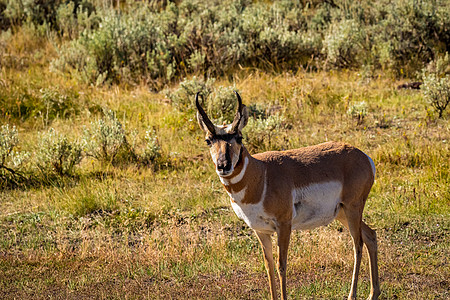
[366,154,376,178]
[291,181,343,230]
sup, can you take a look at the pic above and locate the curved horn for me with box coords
[195,92,216,134]
[230,91,244,133]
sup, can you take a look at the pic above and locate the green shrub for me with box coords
[423,52,450,77]
[421,54,450,118]
[0,124,28,180]
[139,128,161,166]
[422,74,450,118]
[370,0,449,74]
[53,5,183,86]
[7,0,450,84]
[207,86,237,123]
[36,128,82,176]
[164,76,215,112]
[347,101,368,125]
[165,78,242,123]
[82,110,135,165]
[244,113,287,151]
[1,0,97,34]
[322,19,363,68]
[51,0,320,87]
[56,1,99,39]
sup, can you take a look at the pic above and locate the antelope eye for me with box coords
[205,139,212,146]
[235,136,243,144]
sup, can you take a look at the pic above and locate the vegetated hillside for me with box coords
[1,0,449,88]
[0,1,449,299]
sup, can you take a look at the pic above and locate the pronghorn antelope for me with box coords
[195,91,380,300]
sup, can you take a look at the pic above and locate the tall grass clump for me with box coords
[0,78,81,123]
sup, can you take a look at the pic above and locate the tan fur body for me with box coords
[221,142,375,233]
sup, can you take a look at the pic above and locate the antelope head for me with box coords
[196,91,249,177]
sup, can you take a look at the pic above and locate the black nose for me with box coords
[217,158,231,172]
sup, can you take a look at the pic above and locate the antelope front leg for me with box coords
[277,222,292,300]
[255,231,277,300]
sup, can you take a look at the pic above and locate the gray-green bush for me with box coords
[82,110,133,165]
[421,54,450,118]
[322,19,363,68]
[164,77,240,123]
[49,0,449,87]
[207,86,238,123]
[244,113,287,151]
[347,101,368,125]
[51,0,320,87]
[0,124,28,180]
[164,76,215,112]
[422,74,450,118]
[140,128,161,166]
[0,0,97,34]
[36,128,82,176]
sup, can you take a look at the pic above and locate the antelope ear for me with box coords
[237,105,249,132]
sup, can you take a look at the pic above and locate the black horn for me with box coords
[230,91,244,133]
[196,92,216,134]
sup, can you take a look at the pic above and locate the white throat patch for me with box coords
[220,156,248,185]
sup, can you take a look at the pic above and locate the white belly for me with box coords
[291,181,343,230]
[226,180,342,233]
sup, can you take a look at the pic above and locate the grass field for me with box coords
[1,29,449,299]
